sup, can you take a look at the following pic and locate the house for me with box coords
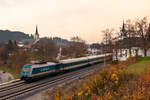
[88,43,103,55]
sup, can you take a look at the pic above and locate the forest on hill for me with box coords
[0,30,33,43]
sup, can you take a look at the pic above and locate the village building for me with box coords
[113,21,150,61]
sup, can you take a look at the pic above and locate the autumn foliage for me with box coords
[55,57,150,100]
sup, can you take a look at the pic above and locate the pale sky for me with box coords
[0,0,150,43]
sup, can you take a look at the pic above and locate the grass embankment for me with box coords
[55,57,150,100]
[125,57,150,75]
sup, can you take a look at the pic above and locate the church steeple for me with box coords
[35,25,39,35]
[122,20,125,32]
[34,25,39,41]
[120,20,127,40]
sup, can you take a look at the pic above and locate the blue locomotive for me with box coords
[21,54,111,81]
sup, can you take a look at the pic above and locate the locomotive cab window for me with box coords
[23,68,31,72]
[22,65,32,72]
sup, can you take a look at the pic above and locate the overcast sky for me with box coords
[0,0,150,43]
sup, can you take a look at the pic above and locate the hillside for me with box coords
[0,30,33,43]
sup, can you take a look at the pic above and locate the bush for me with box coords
[56,57,150,100]
[7,50,29,77]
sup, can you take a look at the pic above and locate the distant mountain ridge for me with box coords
[0,30,33,43]
[0,29,91,47]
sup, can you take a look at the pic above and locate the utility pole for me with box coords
[104,46,106,66]
[104,33,108,66]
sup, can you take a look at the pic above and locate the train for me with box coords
[21,54,112,81]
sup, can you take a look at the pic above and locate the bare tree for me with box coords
[70,36,88,58]
[125,19,136,56]
[0,45,8,64]
[33,38,58,61]
[134,17,150,56]
[102,28,114,53]
[7,50,29,74]
[61,46,70,57]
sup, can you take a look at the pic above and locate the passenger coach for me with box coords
[21,54,111,81]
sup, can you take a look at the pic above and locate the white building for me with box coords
[113,47,150,61]
[113,21,150,61]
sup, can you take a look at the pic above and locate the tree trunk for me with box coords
[144,49,147,57]
[129,48,132,57]
[135,49,138,57]
[115,49,118,61]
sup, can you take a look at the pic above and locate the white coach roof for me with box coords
[60,57,88,64]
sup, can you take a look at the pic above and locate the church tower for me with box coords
[34,25,39,41]
[120,20,127,40]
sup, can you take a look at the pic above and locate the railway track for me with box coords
[0,82,25,93]
[0,79,23,88]
[0,63,105,100]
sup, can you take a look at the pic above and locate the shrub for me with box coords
[58,57,150,100]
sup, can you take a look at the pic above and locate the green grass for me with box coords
[125,57,150,75]
[0,66,20,79]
